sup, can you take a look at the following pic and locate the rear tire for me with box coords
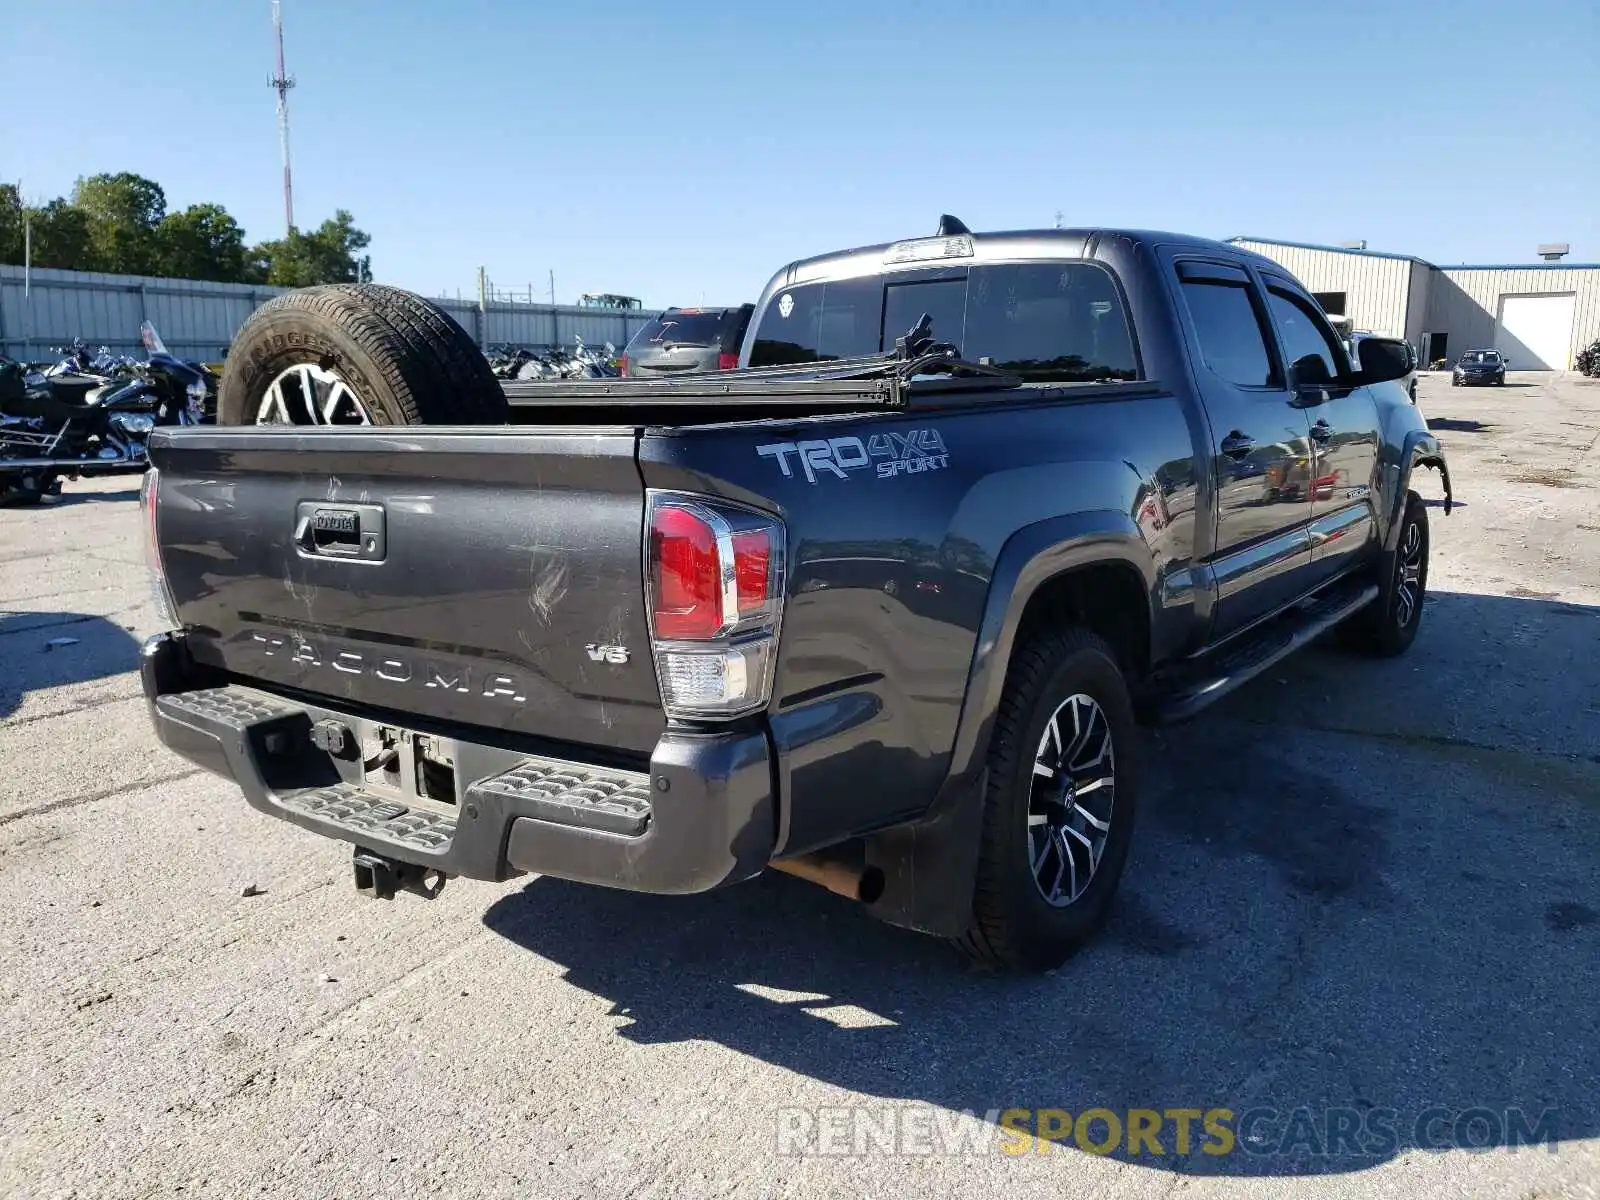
[1338,491,1429,658]
[218,284,507,427]
[954,627,1139,971]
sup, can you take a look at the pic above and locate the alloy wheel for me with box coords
[1396,519,1424,628]
[1027,693,1116,907]
[256,363,373,426]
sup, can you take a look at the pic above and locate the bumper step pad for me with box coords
[156,686,296,730]
[472,759,653,837]
[278,783,456,853]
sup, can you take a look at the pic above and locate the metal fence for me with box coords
[0,265,658,363]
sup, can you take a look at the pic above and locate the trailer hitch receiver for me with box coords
[352,849,447,901]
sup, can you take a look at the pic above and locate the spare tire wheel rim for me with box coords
[257,363,373,426]
[1028,693,1116,907]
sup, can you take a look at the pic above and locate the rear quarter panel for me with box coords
[641,390,1200,854]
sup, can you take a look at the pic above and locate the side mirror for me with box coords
[1291,352,1333,388]
[1350,336,1412,386]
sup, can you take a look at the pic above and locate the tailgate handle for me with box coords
[294,501,386,562]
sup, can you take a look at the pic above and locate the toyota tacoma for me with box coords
[139,218,1450,970]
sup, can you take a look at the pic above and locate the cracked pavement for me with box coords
[1,372,1596,1199]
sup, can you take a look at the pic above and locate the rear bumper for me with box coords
[141,632,775,894]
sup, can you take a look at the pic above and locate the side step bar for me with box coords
[1144,581,1380,724]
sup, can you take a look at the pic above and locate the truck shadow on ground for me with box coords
[1421,417,1495,433]
[44,483,142,508]
[483,590,1599,1176]
[0,611,143,719]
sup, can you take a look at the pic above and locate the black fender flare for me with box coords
[864,510,1157,937]
[1386,431,1452,552]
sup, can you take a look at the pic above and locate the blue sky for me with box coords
[2,0,1596,307]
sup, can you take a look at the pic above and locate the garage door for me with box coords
[1496,293,1577,370]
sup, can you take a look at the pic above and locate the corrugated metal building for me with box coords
[1229,237,1600,370]
[0,265,658,362]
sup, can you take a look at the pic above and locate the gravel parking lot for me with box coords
[2,372,1597,1200]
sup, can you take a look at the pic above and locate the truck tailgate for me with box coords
[149,427,664,756]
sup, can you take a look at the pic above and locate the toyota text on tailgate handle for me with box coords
[293,501,387,562]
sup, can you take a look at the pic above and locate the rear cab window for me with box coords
[748,262,1140,382]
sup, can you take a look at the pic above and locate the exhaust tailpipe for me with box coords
[771,853,885,904]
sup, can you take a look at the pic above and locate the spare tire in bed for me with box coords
[218,283,507,426]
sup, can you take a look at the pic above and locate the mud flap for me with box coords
[862,769,988,938]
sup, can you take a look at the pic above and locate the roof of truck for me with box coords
[772,227,1255,288]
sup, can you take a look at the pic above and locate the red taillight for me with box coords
[732,530,770,611]
[646,494,786,718]
[717,352,739,371]
[618,354,630,377]
[650,504,723,640]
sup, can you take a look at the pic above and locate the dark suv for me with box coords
[1453,349,1506,386]
[619,305,754,378]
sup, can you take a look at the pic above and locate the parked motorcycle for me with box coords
[139,321,219,424]
[0,321,215,505]
[488,339,619,382]
[486,345,539,380]
[569,338,619,378]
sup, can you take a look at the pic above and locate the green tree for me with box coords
[252,210,372,287]
[24,199,97,271]
[0,184,23,265]
[158,203,252,282]
[71,172,168,275]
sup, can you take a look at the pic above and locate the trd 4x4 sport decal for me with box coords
[756,430,950,484]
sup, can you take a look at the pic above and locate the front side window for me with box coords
[1266,287,1347,385]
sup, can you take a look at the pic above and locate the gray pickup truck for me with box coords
[140,218,1450,970]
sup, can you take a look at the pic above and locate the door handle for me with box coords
[1220,432,1255,459]
[1309,419,1333,443]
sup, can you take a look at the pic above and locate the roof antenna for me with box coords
[936,214,970,236]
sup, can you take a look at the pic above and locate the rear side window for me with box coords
[963,263,1138,382]
[748,262,1140,381]
[1179,280,1279,387]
